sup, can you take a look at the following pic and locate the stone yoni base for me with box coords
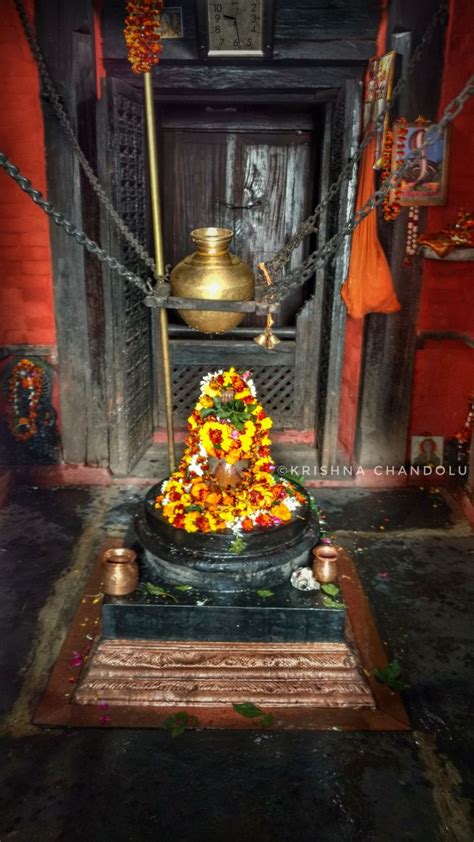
[74,639,375,709]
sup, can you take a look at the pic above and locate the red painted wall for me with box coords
[408,0,474,441]
[0,0,55,347]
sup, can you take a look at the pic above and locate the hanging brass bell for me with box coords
[254,313,281,349]
[170,228,255,334]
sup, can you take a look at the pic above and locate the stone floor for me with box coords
[0,482,473,841]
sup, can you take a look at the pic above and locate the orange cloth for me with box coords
[341,0,401,319]
[341,137,401,319]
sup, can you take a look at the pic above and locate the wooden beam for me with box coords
[35,1,109,466]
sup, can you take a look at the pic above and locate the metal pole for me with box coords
[143,70,175,473]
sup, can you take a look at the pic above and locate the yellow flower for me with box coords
[244,420,256,437]
[272,503,292,521]
[184,511,200,532]
[260,417,273,431]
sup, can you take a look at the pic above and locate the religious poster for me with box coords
[410,436,444,468]
[390,120,450,205]
[161,7,183,38]
[372,51,397,169]
[363,57,378,134]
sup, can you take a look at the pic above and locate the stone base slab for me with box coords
[74,638,375,709]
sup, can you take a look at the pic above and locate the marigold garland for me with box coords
[155,368,306,534]
[381,129,399,221]
[6,358,44,442]
[124,1,163,74]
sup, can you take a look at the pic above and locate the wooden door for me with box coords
[97,77,154,474]
[160,106,315,326]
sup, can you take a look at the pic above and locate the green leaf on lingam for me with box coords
[174,585,192,592]
[321,595,345,610]
[144,582,177,602]
[373,660,408,691]
[256,588,274,599]
[229,536,247,553]
[232,703,274,727]
[321,583,340,597]
[163,711,199,737]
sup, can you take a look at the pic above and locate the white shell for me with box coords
[290,567,320,591]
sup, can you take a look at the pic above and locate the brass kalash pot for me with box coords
[170,227,255,333]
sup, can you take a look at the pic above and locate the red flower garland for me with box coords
[6,358,44,442]
[124,1,163,74]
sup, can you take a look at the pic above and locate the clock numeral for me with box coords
[214,25,221,32]
[251,14,258,22]
[233,38,240,47]
[251,2,257,9]
[246,38,253,48]
[214,13,220,21]
[212,3,222,10]
[218,38,224,47]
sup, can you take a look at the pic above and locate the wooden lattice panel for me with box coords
[170,364,296,428]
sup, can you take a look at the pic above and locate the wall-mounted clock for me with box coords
[197,0,274,59]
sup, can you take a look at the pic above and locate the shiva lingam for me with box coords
[135,367,319,591]
[170,227,255,333]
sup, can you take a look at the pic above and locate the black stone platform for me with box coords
[134,480,319,592]
[102,578,346,644]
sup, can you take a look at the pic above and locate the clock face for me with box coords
[207,0,264,56]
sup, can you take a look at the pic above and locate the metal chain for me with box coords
[13,0,162,282]
[264,0,449,277]
[0,152,151,293]
[261,75,474,306]
[2,75,471,308]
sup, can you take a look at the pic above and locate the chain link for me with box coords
[2,74,472,307]
[0,152,151,293]
[261,74,474,305]
[264,0,449,277]
[13,0,163,283]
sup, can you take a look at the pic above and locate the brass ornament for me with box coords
[312,544,339,584]
[254,262,280,349]
[102,547,139,596]
[254,313,281,349]
[170,227,255,334]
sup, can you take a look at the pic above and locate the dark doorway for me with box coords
[159,103,320,327]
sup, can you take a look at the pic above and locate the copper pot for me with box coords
[312,544,338,584]
[170,227,255,334]
[102,547,139,596]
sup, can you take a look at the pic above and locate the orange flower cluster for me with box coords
[155,368,306,534]
[381,130,399,221]
[124,1,163,74]
[384,118,408,221]
[7,358,44,442]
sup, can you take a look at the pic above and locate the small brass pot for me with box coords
[312,544,338,584]
[102,547,139,596]
[170,227,255,334]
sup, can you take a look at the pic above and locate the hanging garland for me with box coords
[404,205,420,263]
[124,1,164,74]
[381,129,399,221]
[6,358,44,441]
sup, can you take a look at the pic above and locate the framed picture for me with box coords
[410,436,444,468]
[161,7,183,39]
[390,120,450,206]
[363,57,378,134]
[372,51,397,169]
